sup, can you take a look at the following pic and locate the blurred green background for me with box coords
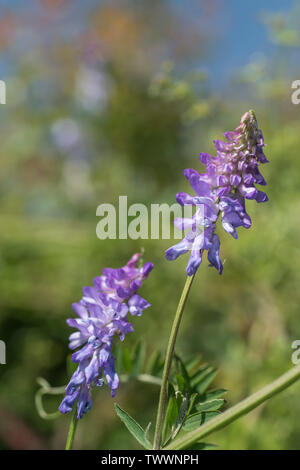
[1,0,300,450]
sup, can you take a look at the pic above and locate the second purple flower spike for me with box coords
[59,254,153,419]
[166,110,269,276]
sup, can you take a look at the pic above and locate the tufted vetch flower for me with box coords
[59,254,153,419]
[93,253,153,302]
[166,110,268,276]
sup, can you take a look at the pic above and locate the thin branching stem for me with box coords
[153,274,196,449]
[165,364,300,450]
[65,408,78,450]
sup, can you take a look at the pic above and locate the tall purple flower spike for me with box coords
[59,254,153,419]
[166,110,268,276]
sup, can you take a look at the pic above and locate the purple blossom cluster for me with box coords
[166,110,269,276]
[59,254,153,419]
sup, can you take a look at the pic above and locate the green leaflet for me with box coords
[114,404,152,449]
[199,389,227,401]
[183,411,220,431]
[195,399,225,412]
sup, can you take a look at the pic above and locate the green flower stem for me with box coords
[153,274,196,450]
[165,364,300,450]
[65,408,78,450]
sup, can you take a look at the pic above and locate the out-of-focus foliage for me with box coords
[262,5,300,47]
[1,0,300,450]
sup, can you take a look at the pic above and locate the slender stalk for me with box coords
[65,408,78,450]
[153,274,195,449]
[165,364,300,450]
